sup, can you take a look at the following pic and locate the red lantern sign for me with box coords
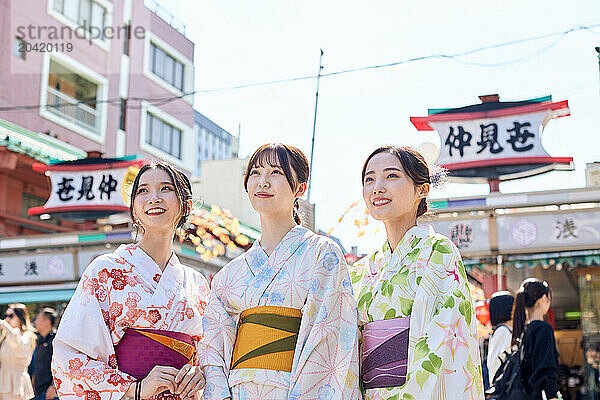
[474,301,490,325]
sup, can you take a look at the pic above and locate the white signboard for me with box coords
[427,218,491,254]
[44,168,129,209]
[0,252,76,284]
[497,211,600,252]
[77,248,113,277]
[430,111,549,166]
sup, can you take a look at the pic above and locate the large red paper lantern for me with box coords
[475,301,490,325]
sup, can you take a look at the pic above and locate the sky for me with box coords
[158,0,600,252]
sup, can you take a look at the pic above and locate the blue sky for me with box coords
[160,0,600,251]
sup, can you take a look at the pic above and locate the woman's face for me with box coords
[5,307,20,329]
[362,152,425,222]
[246,160,305,219]
[132,168,182,235]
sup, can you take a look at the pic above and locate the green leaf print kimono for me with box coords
[350,225,484,400]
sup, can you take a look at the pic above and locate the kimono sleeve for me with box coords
[289,240,361,399]
[51,258,135,399]
[199,272,237,400]
[398,238,484,400]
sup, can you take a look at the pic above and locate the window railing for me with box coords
[46,87,100,134]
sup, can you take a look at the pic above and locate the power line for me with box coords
[1,23,598,113]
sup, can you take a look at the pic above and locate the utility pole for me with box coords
[596,47,600,95]
[307,49,324,203]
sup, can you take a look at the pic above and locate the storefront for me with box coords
[428,186,600,398]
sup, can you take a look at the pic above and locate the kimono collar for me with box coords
[115,243,181,285]
[382,224,433,260]
[244,225,310,276]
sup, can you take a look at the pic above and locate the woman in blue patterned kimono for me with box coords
[350,146,484,400]
[201,143,360,400]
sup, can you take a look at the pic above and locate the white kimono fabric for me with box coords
[350,225,484,400]
[52,243,210,400]
[201,225,360,400]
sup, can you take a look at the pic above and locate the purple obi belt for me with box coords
[361,316,410,390]
[115,328,196,380]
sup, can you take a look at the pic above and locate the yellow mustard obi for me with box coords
[231,306,302,372]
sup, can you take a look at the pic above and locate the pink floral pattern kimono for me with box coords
[51,243,210,400]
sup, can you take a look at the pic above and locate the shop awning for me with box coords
[0,118,86,163]
[0,288,75,304]
[0,284,77,304]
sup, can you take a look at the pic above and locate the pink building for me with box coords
[0,0,196,173]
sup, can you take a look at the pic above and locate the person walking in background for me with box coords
[486,291,514,380]
[512,278,560,400]
[0,303,36,400]
[31,308,58,400]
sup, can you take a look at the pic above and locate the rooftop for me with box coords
[144,0,187,37]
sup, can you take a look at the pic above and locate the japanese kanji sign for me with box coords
[427,218,491,255]
[496,210,600,251]
[0,252,75,284]
[410,97,573,181]
[28,157,145,216]
[431,112,548,165]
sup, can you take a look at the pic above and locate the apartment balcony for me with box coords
[46,87,100,135]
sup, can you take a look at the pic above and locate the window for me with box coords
[53,0,106,35]
[150,42,184,91]
[146,114,182,158]
[14,37,26,59]
[46,59,100,134]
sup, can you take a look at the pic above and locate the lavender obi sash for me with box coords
[361,316,410,390]
[115,328,195,380]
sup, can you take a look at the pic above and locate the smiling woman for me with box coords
[52,161,210,400]
[350,145,485,400]
[200,143,360,399]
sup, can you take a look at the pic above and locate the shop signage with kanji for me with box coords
[496,210,600,252]
[28,156,145,216]
[427,218,491,255]
[0,252,76,284]
[410,96,573,181]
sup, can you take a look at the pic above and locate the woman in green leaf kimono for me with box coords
[350,146,484,400]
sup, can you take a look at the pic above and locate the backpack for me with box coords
[486,338,529,400]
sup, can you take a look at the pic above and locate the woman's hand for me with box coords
[174,364,206,398]
[139,365,179,398]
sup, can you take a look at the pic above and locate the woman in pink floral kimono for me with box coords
[52,162,209,400]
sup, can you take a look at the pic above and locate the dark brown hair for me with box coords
[129,161,192,231]
[243,143,309,225]
[8,303,31,332]
[361,146,431,217]
[37,307,57,327]
[511,278,551,346]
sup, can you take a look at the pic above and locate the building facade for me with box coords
[1,0,196,173]
[193,157,261,231]
[0,0,221,311]
[426,181,600,397]
[194,110,238,176]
